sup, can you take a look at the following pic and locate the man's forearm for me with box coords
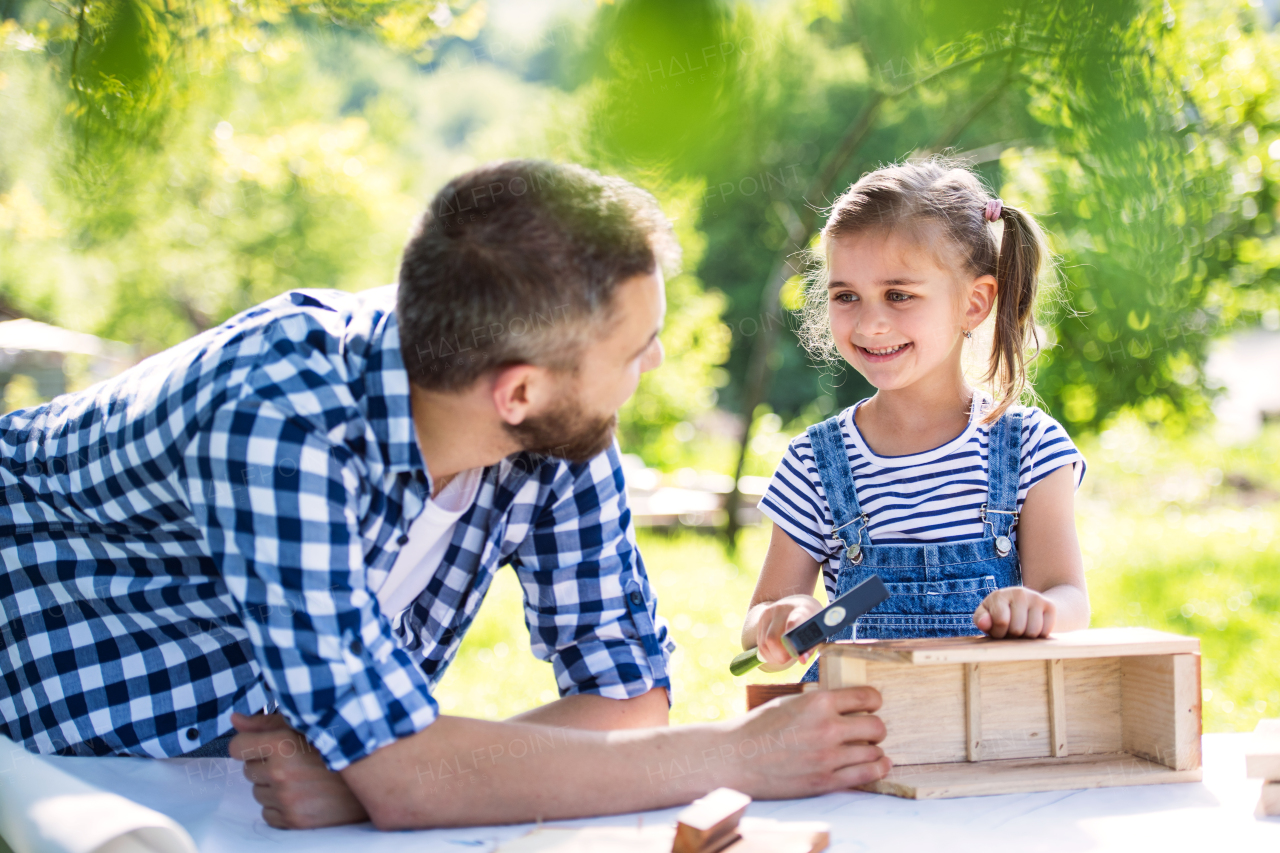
[339,687,890,830]
[340,714,738,829]
[507,686,669,731]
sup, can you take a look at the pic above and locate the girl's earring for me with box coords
[964,329,973,339]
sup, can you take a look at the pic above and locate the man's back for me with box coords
[0,286,427,759]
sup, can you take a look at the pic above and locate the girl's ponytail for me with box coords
[985,205,1048,423]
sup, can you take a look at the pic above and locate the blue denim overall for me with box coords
[800,409,1024,682]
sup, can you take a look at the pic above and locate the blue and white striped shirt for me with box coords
[0,286,673,770]
[758,397,1086,601]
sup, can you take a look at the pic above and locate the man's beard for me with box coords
[505,397,618,464]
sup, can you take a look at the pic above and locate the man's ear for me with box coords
[490,364,546,426]
[964,273,998,330]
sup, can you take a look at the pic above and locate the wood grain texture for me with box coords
[1063,657,1123,755]
[1120,653,1202,771]
[818,653,866,690]
[817,628,1198,666]
[1048,659,1067,757]
[861,661,966,765]
[977,661,1052,761]
[965,663,982,762]
[857,752,1203,799]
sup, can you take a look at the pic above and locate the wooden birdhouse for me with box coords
[751,628,1203,799]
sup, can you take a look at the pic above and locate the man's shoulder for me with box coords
[233,286,397,352]
[213,286,398,398]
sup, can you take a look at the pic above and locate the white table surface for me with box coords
[9,733,1279,852]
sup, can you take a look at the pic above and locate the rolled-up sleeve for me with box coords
[184,398,438,770]
[513,445,674,704]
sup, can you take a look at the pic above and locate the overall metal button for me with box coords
[995,535,1012,556]
[848,543,862,564]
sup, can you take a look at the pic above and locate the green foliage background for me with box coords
[3,0,1280,735]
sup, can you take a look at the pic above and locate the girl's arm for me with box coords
[742,523,827,670]
[974,463,1090,637]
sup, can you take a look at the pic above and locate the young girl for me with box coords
[742,158,1089,680]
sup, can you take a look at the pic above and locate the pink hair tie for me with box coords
[984,198,1003,222]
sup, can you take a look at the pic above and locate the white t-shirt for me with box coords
[376,466,485,617]
[758,396,1086,601]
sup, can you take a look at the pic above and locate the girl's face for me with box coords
[826,230,993,392]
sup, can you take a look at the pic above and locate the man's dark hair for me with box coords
[397,160,680,391]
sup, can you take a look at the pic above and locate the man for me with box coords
[0,161,889,829]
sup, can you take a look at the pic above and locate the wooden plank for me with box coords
[1259,781,1280,818]
[964,663,982,762]
[865,661,967,766]
[1121,653,1202,771]
[977,661,1052,761]
[1048,659,1067,757]
[1063,657,1123,755]
[492,818,830,853]
[857,752,1203,800]
[817,628,1199,666]
[728,818,830,853]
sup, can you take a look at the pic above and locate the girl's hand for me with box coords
[973,587,1056,638]
[755,594,826,668]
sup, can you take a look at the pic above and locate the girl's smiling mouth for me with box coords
[857,342,912,362]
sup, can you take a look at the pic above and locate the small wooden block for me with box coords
[745,683,805,712]
[1256,719,1280,736]
[1259,781,1280,818]
[673,787,751,853]
[1246,719,1280,780]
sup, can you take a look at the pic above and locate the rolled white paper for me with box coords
[0,736,197,853]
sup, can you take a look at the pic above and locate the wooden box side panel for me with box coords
[976,660,1051,761]
[865,661,967,766]
[1120,653,1202,771]
[1064,657,1123,754]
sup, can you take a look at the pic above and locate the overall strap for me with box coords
[983,409,1024,536]
[806,415,868,548]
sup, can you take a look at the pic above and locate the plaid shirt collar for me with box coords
[352,300,427,480]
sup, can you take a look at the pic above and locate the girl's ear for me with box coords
[963,273,998,332]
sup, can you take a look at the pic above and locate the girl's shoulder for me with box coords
[974,397,1075,443]
[989,401,1087,490]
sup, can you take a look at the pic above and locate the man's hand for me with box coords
[974,586,1056,638]
[230,712,368,829]
[753,594,825,669]
[728,685,891,797]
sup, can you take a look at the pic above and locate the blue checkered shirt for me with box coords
[0,286,674,770]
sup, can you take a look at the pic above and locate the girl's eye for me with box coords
[887,291,914,303]
[833,292,858,303]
